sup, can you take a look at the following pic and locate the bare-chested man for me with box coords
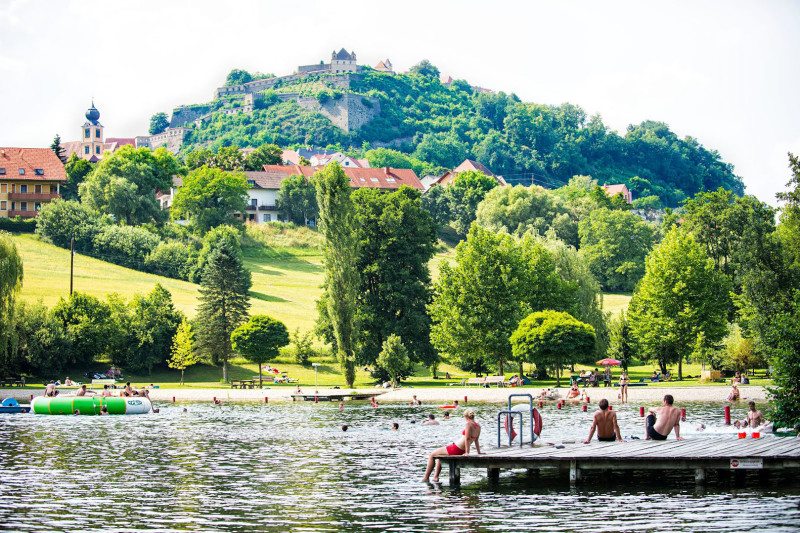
[645,394,683,440]
[583,399,622,443]
[745,401,765,428]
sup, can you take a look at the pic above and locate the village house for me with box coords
[601,183,633,204]
[422,159,507,191]
[0,147,66,218]
[281,148,369,168]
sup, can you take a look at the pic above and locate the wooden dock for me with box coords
[291,391,385,402]
[438,437,800,487]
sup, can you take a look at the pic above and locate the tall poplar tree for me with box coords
[314,163,360,387]
[195,232,251,381]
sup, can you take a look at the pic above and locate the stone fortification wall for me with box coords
[296,93,380,132]
[170,106,212,128]
[135,128,188,153]
[214,73,354,99]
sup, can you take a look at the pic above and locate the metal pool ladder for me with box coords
[496,393,538,447]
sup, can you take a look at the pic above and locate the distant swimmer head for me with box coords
[428,414,436,420]
[392,422,399,430]
[341,425,349,432]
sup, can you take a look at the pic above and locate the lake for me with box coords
[1,400,798,531]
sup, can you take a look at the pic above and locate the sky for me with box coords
[1,0,798,205]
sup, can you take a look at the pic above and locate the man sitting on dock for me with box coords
[645,394,683,441]
[583,399,622,443]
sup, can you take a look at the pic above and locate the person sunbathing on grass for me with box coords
[422,409,481,483]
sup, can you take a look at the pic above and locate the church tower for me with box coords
[80,101,105,161]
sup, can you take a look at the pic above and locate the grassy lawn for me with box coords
[602,292,631,317]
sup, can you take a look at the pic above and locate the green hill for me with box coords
[175,67,743,206]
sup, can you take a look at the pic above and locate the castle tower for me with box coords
[331,48,357,73]
[80,101,105,161]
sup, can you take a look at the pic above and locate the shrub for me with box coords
[0,217,36,233]
[92,225,160,269]
[289,328,315,366]
[144,241,193,279]
[35,199,107,251]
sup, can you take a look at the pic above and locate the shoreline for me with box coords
[1,385,768,404]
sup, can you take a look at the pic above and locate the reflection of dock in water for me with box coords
[291,391,386,402]
[439,438,800,487]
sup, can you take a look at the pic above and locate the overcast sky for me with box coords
[1,0,797,204]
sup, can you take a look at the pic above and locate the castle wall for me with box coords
[136,128,188,153]
[296,93,380,132]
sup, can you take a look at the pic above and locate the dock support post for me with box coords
[487,468,500,485]
[694,468,706,485]
[570,460,580,485]
[449,462,461,487]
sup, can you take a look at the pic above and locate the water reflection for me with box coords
[0,402,798,531]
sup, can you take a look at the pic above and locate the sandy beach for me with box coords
[2,384,768,404]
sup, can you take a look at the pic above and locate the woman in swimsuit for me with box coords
[422,409,481,482]
[619,371,629,404]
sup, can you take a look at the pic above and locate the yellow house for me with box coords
[0,147,67,218]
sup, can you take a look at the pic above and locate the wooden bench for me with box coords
[0,377,25,387]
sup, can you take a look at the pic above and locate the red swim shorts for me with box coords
[446,443,465,455]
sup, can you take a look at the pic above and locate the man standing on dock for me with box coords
[645,394,683,440]
[583,399,622,443]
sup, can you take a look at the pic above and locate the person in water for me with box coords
[443,411,451,420]
[341,425,349,432]
[370,396,379,408]
[422,409,481,482]
[409,395,421,406]
[44,381,59,397]
[423,414,439,426]
[101,384,112,397]
[392,422,399,431]
[727,384,740,402]
[100,406,109,415]
[583,399,622,443]
[645,394,683,441]
[566,383,581,400]
[736,401,765,429]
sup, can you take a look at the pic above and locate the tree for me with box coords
[225,69,253,86]
[276,175,317,225]
[244,144,282,170]
[578,208,657,292]
[421,185,451,229]
[185,148,215,170]
[720,324,762,373]
[413,133,468,169]
[109,285,183,373]
[11,301,69,376]
[290,328,314,366]
[346,187,436,369]
[511,310,595,387]
[195,231,251,381]
[314,163,360,387]
[171,166,248,233]
[627,228,730,379]
[446,170,498,236]
[209,146,245,171]
[231,315,289,387]
[149,112,169,135]
[51,292,113,366]
[429,226,563,375]
[475,184,570,240]
[168,318,199,385]
[35,199,107,251]
[0,233,23,373]
[79,146,178,225]
[50,134,65,162]
[409,60,440,78]
[63,154,94,200]
[608,311,633,370]
[375,334,411,387]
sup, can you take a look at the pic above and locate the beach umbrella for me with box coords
[596,358,621,366]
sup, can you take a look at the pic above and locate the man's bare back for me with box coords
[645,395,683,440]
[584,399,622,443]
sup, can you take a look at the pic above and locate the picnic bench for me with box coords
[0,376,25,387]
[230,379,270,389]
[467,376,507,387]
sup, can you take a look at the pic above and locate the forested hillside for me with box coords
[180,65,743,206]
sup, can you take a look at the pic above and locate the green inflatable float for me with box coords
[31,396,152,415]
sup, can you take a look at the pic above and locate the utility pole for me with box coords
[69,236,74,296]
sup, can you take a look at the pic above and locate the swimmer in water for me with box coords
[443,411,451,420]
[409,395,421,406]
[422,409,481,482]
[339,401,344,411]
[392,422,399,431]
[422,414,439,426]
[341,425,348,432]
[100,406,109,415]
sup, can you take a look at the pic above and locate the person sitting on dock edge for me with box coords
[422,409,481,482]
[645,394,683,441]
[583,399,622,443]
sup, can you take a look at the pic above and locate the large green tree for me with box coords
[171,166,248,233]
[63,154,94,200]
[51,292,113,366]
[79,146,180,225]
[195,233,252,381]
[627,228,730,379]
[475,184,572,242]
[149,112,169,135]
[168,318,199,385]
[375,334,412,387]
[314,163,360,387]
[244,144,282,170]
[276,175,317,225]
[0,234,24,374]
[511,310,595,387]
[578,208,657,292]
[231,315,289,387]
[348,186,436,369]
[429,225,563,375]
[447,170,498,236]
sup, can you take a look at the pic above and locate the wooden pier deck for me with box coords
[438,437,800,487]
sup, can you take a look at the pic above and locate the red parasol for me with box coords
[596,358,621,366]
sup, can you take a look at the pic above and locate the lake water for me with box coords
[1,400,798,531]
